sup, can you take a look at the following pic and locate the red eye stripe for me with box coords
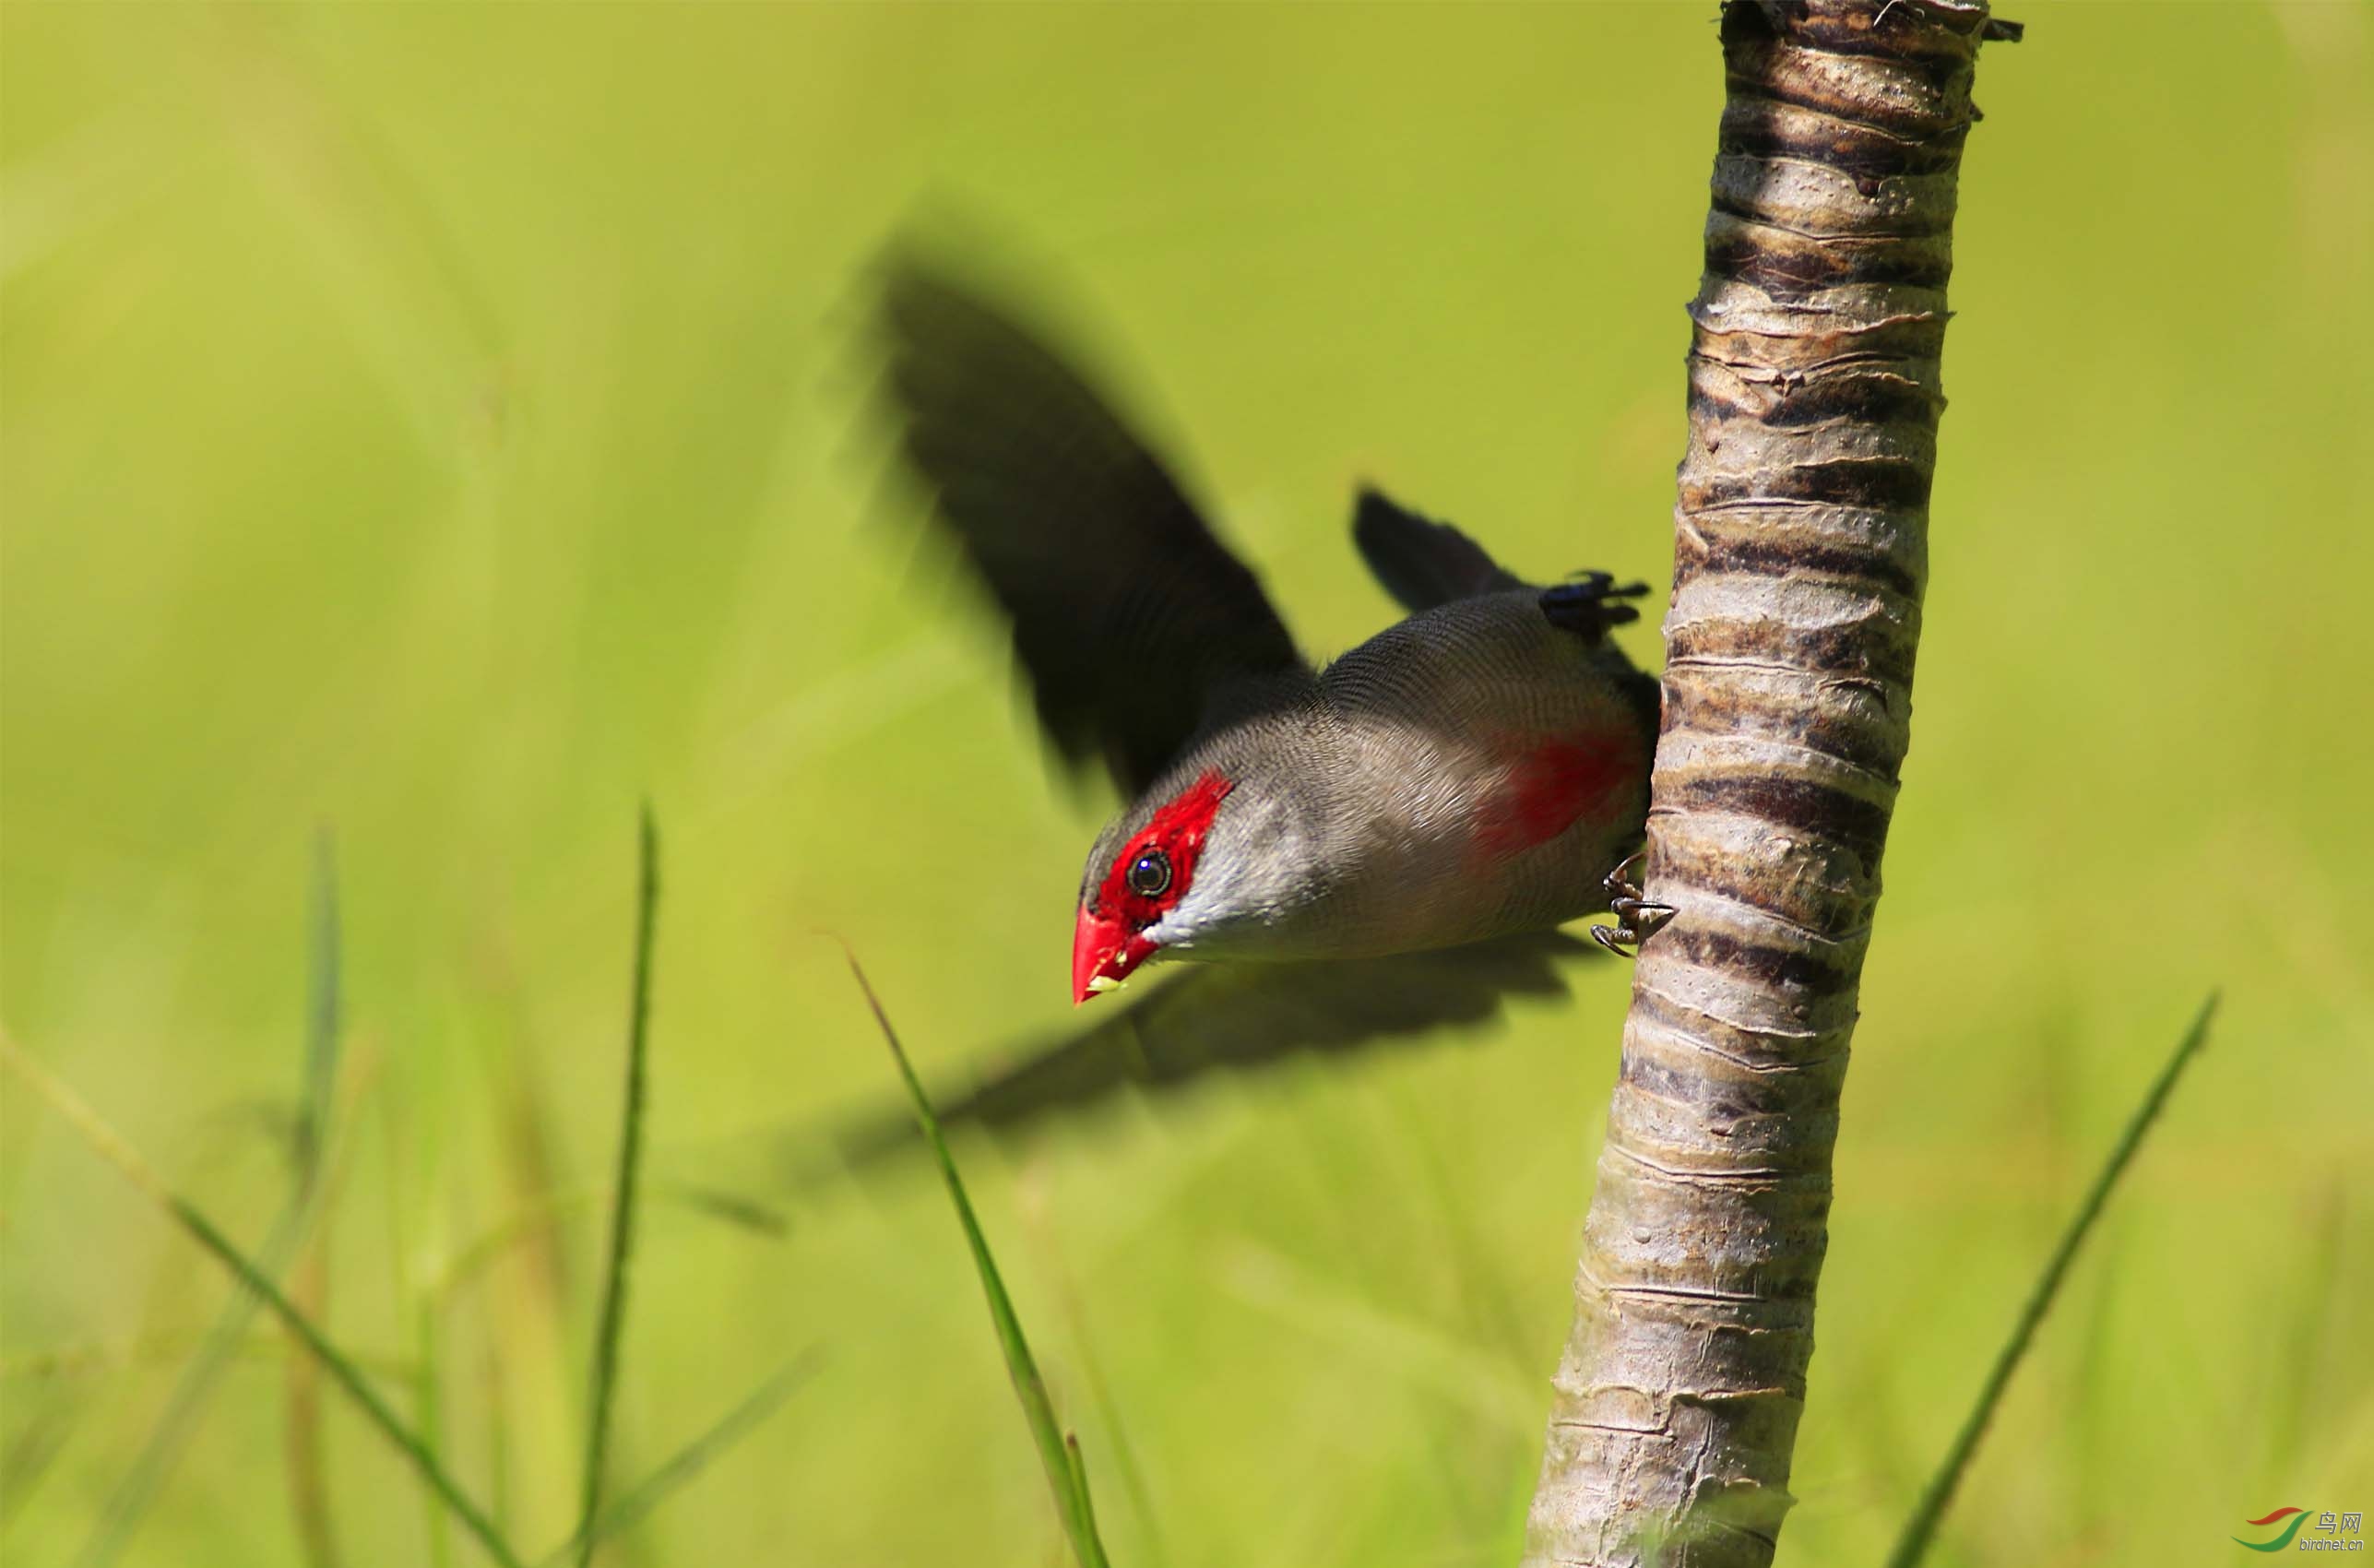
[1094,770,1233,921]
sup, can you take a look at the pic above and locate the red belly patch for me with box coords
[1472,731,1641,862]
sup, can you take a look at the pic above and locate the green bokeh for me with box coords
[4,6,2368,1565]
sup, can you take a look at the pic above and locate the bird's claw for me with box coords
[1590,850,1673,959]
[1590,898,1676,958]
[1564,569,1652,596]
[1541,573,1652,636]
[1603,849,1651,902]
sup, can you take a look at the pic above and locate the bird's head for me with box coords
[1071,768,1242,1004]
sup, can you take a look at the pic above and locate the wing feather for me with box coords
[875,259,1304,795]
[799,932,1604,1175]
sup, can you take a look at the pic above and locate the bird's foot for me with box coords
[1589,850,1674,959]
[1541,573,1651,637]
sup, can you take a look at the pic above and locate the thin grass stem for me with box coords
[534,1353,818,1568]
[842,949,1111,1568]
[0,1035,527,1568]
[1883,993,2218,1568]
[78,836,345,1568]
[574,805,660,1568]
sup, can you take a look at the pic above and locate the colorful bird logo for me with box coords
[2235,1508,2309,1551]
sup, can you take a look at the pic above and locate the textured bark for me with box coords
[1524,5,2010,1563]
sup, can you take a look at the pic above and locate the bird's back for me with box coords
[1213,590,1657,958]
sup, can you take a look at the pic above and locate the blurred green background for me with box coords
[5,5,2369,1565]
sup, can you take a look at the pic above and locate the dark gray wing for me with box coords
[1351,486,1525,612]
[875,258,1304,797]
[797,932,1603,1178]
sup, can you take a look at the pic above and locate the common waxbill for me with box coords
[874,260,1661,1012]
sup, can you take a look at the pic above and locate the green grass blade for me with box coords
[841,950,1112,1568]
[77,833,346,1568]
[286,828,348,1568]
[1,1036,527,1568]
[1064,1431,1110,1568]
[1883,992,2218,1568]
[575,804,661,1568]
[1017,1224,1168,1568]
[534,1353,819,1568]
[415,1293,454,1568]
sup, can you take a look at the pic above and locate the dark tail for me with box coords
[1351,487,1525,612]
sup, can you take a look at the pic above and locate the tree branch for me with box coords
[1524,4,2009,1562]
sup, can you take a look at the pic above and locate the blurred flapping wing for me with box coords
[874,257,1304,797]
[807,931,1604,1175]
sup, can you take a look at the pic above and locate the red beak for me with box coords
[1072,908,1155,1004]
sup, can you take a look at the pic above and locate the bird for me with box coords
[771,253,1668,1173]
[874,257,1662,1005]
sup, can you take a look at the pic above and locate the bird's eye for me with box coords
[1125,848,1172,898]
